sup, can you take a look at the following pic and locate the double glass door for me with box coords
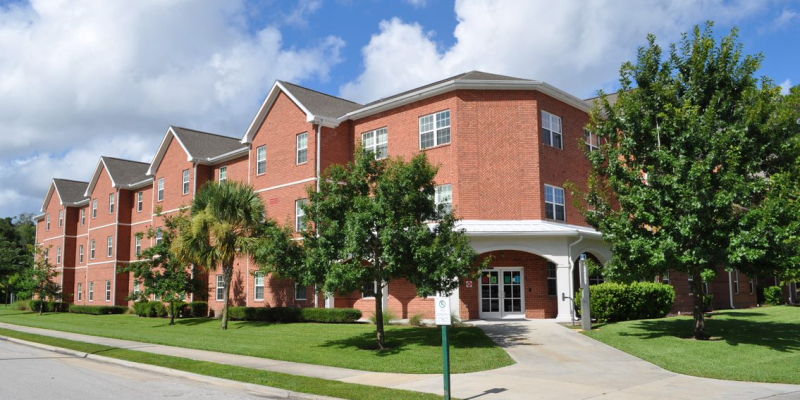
[480,268,524,319]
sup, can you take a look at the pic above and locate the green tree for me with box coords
[0,214,35,304]
[19,245,60,315]
[172,181,268,330]
[295,147,481,349]
[581,24,798,339]
[124,211,201,325]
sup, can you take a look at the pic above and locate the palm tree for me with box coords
[172,181,265,330]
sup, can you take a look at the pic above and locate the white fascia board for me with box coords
[197,147,250,166]
[147,127,193,176]
[242,81,322,144]
[457,220,602,238]
[84,158,115,197]
[33,213,46,221]
[121,178,154,190]
[339,79,458,122]
[40,181,57,212]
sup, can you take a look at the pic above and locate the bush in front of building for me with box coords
[11,299,30,311]
[300,308,362,323]
[764,286,783,306]
[29,300,68,313]
[133,301,168,318]
[187,301,208,318]
[227,306,301,322]
[68,305,128,315]
[576,282,675,323]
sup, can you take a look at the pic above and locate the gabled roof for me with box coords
[365,71,532,106]
[85,157,152,197]
[584,91,620,108]
[148,126,248,175]
[40,178,90,212]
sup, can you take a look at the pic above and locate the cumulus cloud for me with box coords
[0,0,344,217]
[340,0,768,103]
[780,79,793,95]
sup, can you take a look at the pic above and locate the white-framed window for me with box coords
[435,184,453,216]
[109,193,115,214]
[256,145,267,175]
[153,293,160,301]
[92,199,98,218]
[44,248,49,263]
[137,191,143,212]
[135,235,142,256]
[419,110,451,149]
[734,269,740,294]
[56,246,61,265]
[81,209,86,226]
[295,199,307,232]
[89,281,94,301]
[547,262,557,296]
[295,283,307,301]
[46,214,50,231]
[58,210,63,227]
[182,170,190,195]
[542,111,563,149]
[254,272,264,300]
[90,240,96,259]
[157,178,165,201]
[216,275,224,301]
[662,270,670,285]
[107,236,113,257]
[362,281,378,299]
[105,280,111,301]
[156,228,163,245]
[133,280,140,297]
[77,283,82,302]
[584,129,600,151]
[219,166,227,183]
[545,184,566,221]
[362,128,388,159]
[79,245,84,264]
[297,132,308,164]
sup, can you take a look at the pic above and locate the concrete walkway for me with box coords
[1,320,799,400]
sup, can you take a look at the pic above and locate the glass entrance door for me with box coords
[480,268,524,319]
[502,270,523,316]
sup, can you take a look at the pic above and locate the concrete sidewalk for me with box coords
[1,320,799,400]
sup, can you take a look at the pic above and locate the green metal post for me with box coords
[442,325,451,400]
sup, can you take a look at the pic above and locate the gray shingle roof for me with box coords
[279,81,363,119]
[52,179,89,205]
[584,91,620,108]
[102,157,150,186]
[171,126,247,160]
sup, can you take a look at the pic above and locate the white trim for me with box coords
[40,235,65,241]
[89,222,124,231]
[153,206,188,216]
[457,220,601,237]
[147,127,192,176]
[255,177,317,193]
[130,219,152,226]
[84,158,118,197]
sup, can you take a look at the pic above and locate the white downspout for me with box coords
[728,271,735,309]
[112,188,120,306]
[315,123,322,308]
[567,234,584,322]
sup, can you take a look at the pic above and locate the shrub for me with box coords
[576,281,675,323]
[133,301,168,318]
[408,313,424,326]
[133,301,151,317]
[11,299,30,311]
[68,305,127,315]
[368,309,397,325]
[702,294,714,312]
[29,300,68,313]
[765,286,783,306]
[300,308,362,323]
[188,301,208,318]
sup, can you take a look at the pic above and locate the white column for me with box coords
[381,282,389,312]
[448,284,460,320]
[324,294,334,308]
[555,257,574,323]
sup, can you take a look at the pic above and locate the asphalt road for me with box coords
[0,340,283,399]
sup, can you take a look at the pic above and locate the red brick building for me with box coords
[34,71,759,319]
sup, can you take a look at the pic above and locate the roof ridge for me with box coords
[279,80,363,106]
[53,178,89,184]
[101,156,150,165]
[171,125,240,141]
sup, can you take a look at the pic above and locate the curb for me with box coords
[0,335,340,400]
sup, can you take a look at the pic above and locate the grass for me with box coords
[583,306,800,384]
[0,328,444,400]
[0,309,513,374]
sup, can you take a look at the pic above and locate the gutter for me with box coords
[728,271,735,309]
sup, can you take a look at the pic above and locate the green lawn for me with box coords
[583,306,800,384]
[0,309,513,374]
[0,328,444,400]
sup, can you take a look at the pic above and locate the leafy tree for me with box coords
[124,211,201,325]
[19,245,60,315]
[0,215,35,304]
[580,24,797,339]
[295,147,481,349]
[172,181,268,330]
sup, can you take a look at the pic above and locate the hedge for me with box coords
[133,301,167,318]
[29,300,68,313]
[133,301,209,318]
[188,301,209,318]
[68,305,128,315]
[576,281,675,323]
[765,286,783,306]
[301,307,362,323]
[227,306,361,323]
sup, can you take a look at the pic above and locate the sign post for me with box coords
[435,295,452,400]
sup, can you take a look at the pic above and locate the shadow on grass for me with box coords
[318,326,499,355]
[621,315,800,352]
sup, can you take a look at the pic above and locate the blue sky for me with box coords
[0,0,798,218]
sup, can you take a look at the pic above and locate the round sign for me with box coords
[438,299,446,308]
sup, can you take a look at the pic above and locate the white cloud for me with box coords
[0,0,344,217]
[340,0,769,104]
[780,79,793,95]
[774,9,798,29]
[283,0,323,28]
[404,0,429,8]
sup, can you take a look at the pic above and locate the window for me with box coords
[107,236,113,257]
[545,185,566,221]
[362,128,388,159]
[362,281,378,298]
[153,293,160,301]
[79,245,84,264]
[219,166,227,183]
[92,199,98,218]
[58,210,63,227]
[137,191,143,212]
[256,145,267,175]
[547,262,558,296]
[135,236,141,256]
[156,228,163,245]
[216,275,224,301]
[296,132,308,164]
[89,282,94,301]
[157,178,165,201]
[584,129,600,151]
[749,278,755,294]
[254,272,264,300]
[435,184,453,216]
[105,280,111,301]
[420,110,451,149]
[56,246,61,265]
[182,170,190,195]
[46,214,50,231]
[81,209,86,226]
[109,193,115,214]
[133,280,140,297]
[542,111,563,149]
[734,269,740,294]
[295,199,307,232]
[662,270,670,285]
[90,240,96,259]
[44,248,49,263]
[77,283,82,301]
[295,283,307,301]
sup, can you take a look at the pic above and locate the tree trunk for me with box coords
[221,264,233,330]
[375,285,386,349]
[169,300,175,326]
[692,266,708,340]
